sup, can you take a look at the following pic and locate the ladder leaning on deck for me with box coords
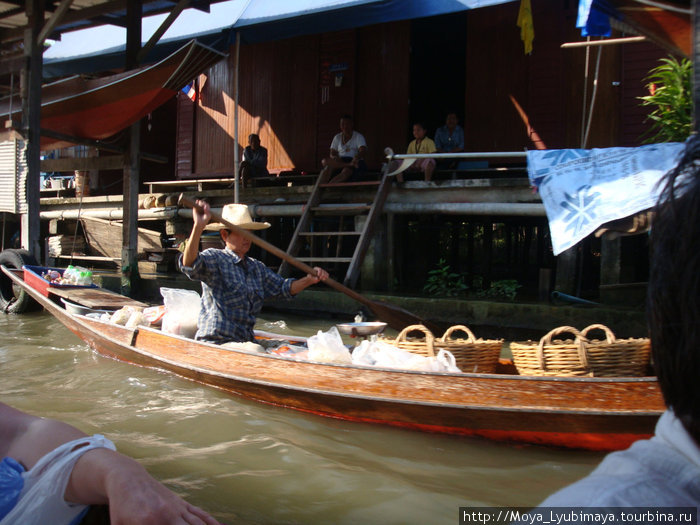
[278,170,392,288]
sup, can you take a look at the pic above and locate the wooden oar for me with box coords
[179,195,436,332]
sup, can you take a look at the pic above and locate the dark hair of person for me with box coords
[413,122,427,130]
[647,134,700,441]
[340,114,353,121]
[248,133,259,141]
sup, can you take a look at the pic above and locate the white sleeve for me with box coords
[1,435,116,525]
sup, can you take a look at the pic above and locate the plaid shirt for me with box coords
[179,248,293,343]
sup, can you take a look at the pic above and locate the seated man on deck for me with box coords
[395,122,437,183]
[520,136,700,509]
[239,133,269,188]
[320,114,368,184]
[434,112,465,170]
[179,201,328,345]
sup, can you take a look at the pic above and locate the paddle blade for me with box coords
[366,300,440,333]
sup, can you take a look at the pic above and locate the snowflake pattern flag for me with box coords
[527,143,684,255]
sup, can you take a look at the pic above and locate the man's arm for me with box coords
[290,266,329,295]
[181,199,211,267]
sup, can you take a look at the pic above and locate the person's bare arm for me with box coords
[182,199,212,267]
[68,448,219,525]
[290,266,329,295]
[0,403,219,525]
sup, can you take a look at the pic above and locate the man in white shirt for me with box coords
[320,115,368,183]
[525,136,700,509]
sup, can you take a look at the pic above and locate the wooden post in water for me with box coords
[121,0,143,296]
[21,0,44,261]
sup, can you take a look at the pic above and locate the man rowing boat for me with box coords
[179,200,328,344]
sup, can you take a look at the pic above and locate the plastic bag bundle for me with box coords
[160,287,201,338]
[307,327,352,364]
[110,306,135,326]
[352,340,461,373]
[125,310,147,329]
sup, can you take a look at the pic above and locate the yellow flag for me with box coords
[517,0,534,55]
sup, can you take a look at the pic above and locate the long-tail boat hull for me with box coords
[2,265,664,451]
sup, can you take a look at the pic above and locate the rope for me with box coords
[582,45,603,148]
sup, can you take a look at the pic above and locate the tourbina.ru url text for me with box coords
[459,508,697,525]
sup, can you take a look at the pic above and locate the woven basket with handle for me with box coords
[580,324,651,377]
[385,324,437,357]
[436,325,502,373]
[511,325,652,377]
[510,326,593,377]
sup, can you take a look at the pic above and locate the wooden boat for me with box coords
[0,262,665,452]
[0,40,225,150]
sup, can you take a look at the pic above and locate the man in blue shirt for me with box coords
[434,112,464,155]
[179,200,328,343]
[239,134,269,188]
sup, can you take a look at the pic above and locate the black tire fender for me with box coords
[0,249,40,314]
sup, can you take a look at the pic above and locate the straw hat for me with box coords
[205,204,271,231]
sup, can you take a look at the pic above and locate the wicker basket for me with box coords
[511,325,652,377]
[510,326,593,377]
[580,324,651,377]
[383,324,502,373]
[387,324,437,357]
[436,325,502,373]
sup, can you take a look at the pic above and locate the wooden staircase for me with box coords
[279,171,392,288]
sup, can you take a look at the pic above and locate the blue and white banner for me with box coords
[527,143,684,255]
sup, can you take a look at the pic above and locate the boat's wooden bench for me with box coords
[48,286,148,310]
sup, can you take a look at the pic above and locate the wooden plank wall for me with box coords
[175,92,194,178]
[187,23,410,177]
[466,1,660,152]
[619,41,667,146]
[181,2,666,178]
[356,22,411,167]
[194,57,235,176]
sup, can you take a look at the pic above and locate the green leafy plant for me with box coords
[423,258,468,297]
[638,56,692,143]
[476,279,521,301]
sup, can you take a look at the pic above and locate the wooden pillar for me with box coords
[554,245,578,294]
[599,237,621,286]
[121,0,142,296]
[386,212,395,292]
[21,0,44,260]
[358,214,388,292]
[694,0,700,132]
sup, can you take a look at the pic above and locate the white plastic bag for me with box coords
[351,340,462,373]
[160,287,200,338]
[125,310,147,329]
[0,435,115,525]
[110,306,135,326]
[307,327,352,364]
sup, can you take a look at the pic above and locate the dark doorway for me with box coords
[408,13,467,142]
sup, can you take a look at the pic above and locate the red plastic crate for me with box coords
[22,265,96,297]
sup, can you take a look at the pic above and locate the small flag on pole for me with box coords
[182,82,196,102]
[517,0,534,55]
